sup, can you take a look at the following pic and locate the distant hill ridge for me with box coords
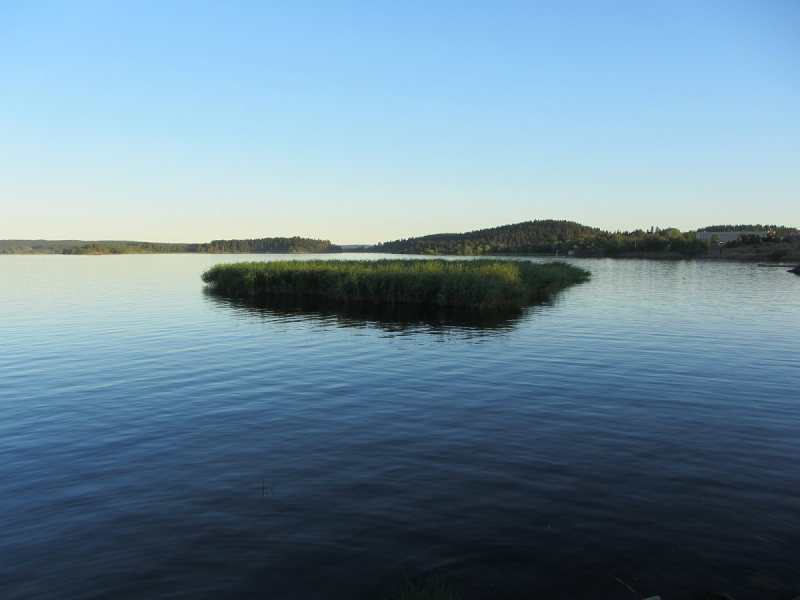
[362,219,798,257]
[368,220,601,255]
[3,220,798,256]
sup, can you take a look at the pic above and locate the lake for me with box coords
[1,254,798,599]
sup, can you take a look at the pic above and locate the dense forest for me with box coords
[359,221,799,258]
[365,220,601,255]
[63,242,188,254]
[62,237,341,255]
[195,237,340,254]
[698,224,797,235]
[567,228,709,256]
[5,222,798,257]
[360,221,710,256]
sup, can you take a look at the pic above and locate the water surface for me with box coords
[1,254,798,599]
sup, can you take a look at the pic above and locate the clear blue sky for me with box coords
[1,1,798,243]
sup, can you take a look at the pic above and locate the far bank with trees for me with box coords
[355,220,800,262]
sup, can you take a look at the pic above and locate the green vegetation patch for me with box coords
[202,259,590,310]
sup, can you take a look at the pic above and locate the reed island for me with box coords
[201,259,590,310]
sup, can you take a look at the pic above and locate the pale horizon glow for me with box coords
[1,1,798,245]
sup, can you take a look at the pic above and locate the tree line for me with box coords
[366,220,600,255]
[193,237,341,254]
[698,224,796,235]
[63,237,341,255]
[361,221,710,257]
[568,229,708,256]
[360,220,799,257]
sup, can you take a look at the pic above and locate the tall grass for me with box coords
[202,259,589,310]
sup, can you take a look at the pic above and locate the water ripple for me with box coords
[1,255,799,599]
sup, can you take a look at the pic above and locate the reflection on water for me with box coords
[202,287,555,337]
[2,255,799,600]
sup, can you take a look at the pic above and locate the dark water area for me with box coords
[1,254,799,600]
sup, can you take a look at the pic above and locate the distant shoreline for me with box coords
[3,219,798,262]
[3,246,800,263]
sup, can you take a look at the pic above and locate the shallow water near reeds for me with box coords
[1,254,798,600]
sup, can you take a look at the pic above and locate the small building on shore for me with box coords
[696,230,769,243]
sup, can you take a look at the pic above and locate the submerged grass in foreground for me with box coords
[202,259,589,310]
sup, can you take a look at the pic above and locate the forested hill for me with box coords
[364,220,601,255]
[61,237,341,254]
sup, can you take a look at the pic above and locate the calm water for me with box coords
[1,254,798,600]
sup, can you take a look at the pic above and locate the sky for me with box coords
[1,1,798,244]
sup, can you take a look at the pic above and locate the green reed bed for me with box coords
[202,259,589,310]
